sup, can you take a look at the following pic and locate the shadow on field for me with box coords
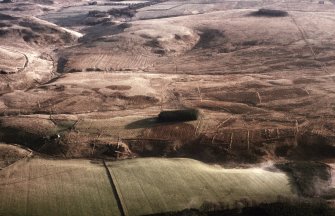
[125,117,158,129]
[147,199,335,216]
[125,116,196,129]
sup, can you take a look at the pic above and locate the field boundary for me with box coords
[0,145,33,172]
[102,159,128,216]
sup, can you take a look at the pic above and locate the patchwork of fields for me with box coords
[0,157,296,216]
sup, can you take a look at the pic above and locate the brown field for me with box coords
[0,0,334,214]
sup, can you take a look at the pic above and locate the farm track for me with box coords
[0,46,29,74]
[285,1,335,82]
[19,53,29,74]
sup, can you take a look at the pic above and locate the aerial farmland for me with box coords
[0,0,334,215]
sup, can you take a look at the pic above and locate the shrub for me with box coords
[108,8,136,18]
[1,0,14,3]
[88,1,97,5]
[158,109,199,122]
[250,9,288,17]
[151,200,335,216]
[276,162,332,197]
[88,10,108,18]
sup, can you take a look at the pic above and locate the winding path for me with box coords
[0,46,29,74]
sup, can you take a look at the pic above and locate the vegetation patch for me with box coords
[106,85,131,91]
[0,13,17,20]
[108,8,136,19]
[0,144,30,169]
[276,162,332,197]
[158,109,199,122]
[54,119,77,131]
[56,56,68,73]
[250,9,288,17]
[0,117,78,155]
[292,132,335,160]
[0,124,57,150]
[194,28,226,49]
[151,199,335,216]
[88,10,108,18]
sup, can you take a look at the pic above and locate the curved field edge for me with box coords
[0,143,32,169]
[0,157,296,216]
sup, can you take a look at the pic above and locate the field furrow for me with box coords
[0,158,121,216]
[107,158,296,215]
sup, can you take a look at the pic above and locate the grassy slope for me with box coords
[0,158,121,216]
[107,158,296,216]
[0,144,30,169]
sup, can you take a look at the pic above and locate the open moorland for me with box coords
[0,0,335,215]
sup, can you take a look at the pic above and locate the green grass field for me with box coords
[0,158,121,216]
[107,158,296,215]
[0,157,296,216]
